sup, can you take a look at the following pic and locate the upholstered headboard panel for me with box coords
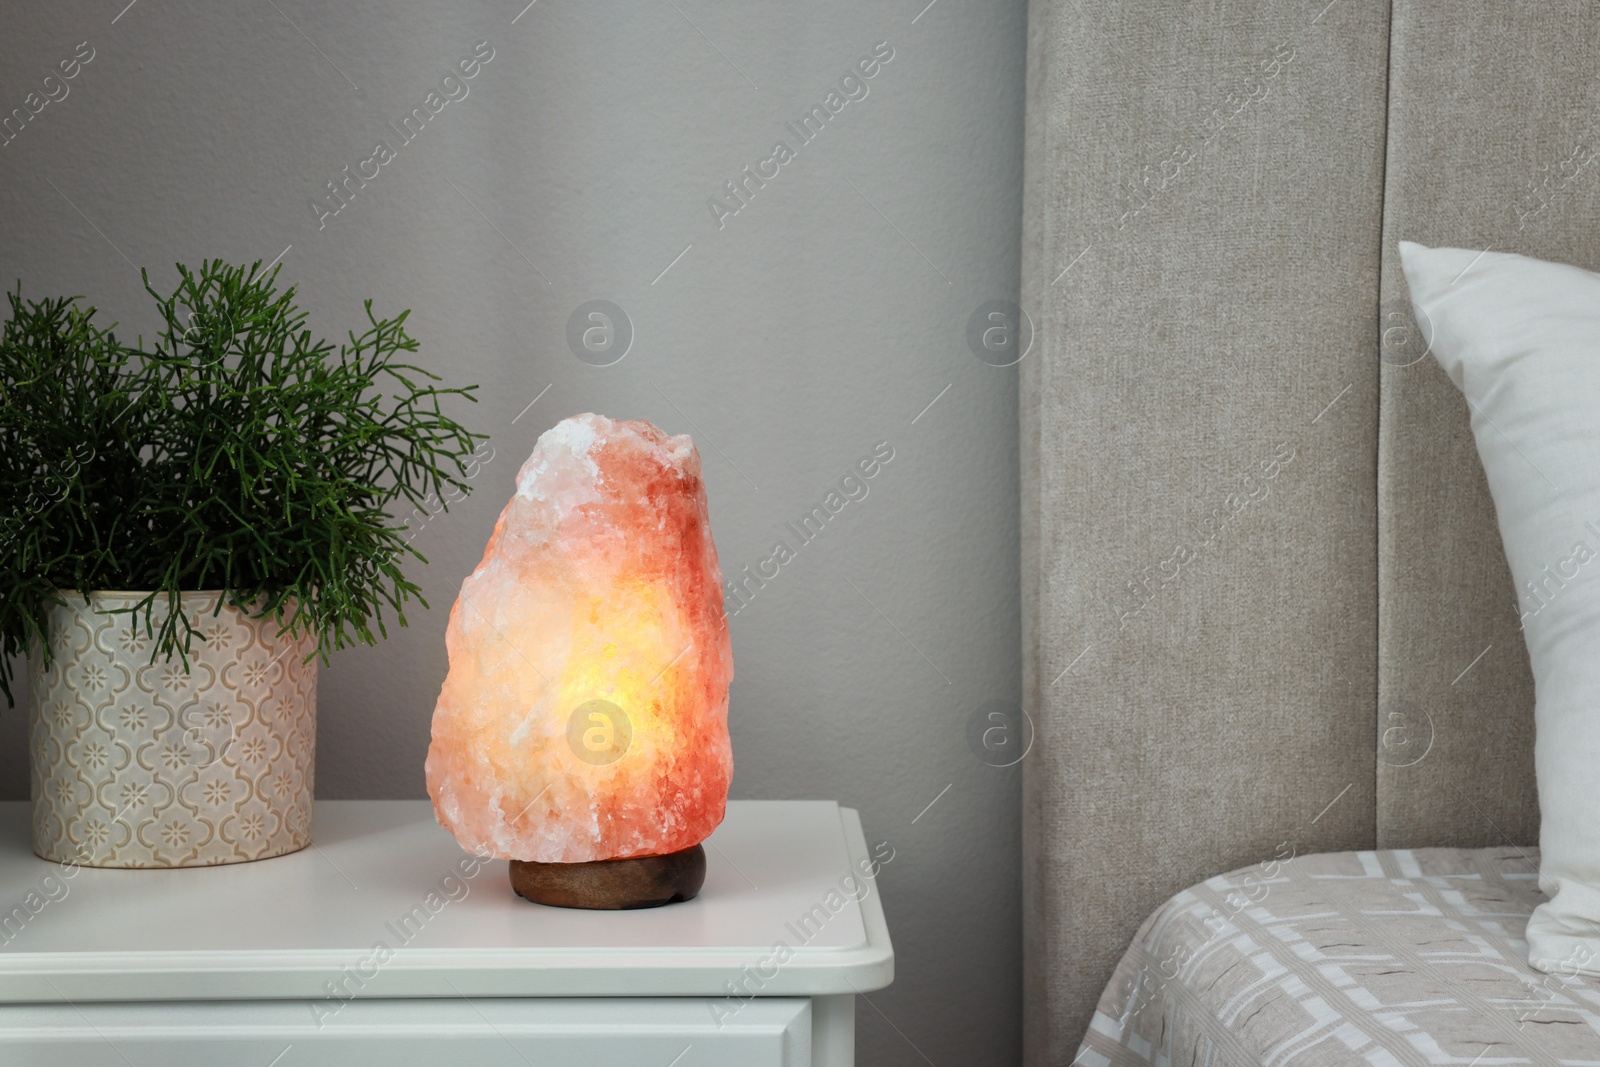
[1375,3,1600,848]
[1021,0,1599,1061]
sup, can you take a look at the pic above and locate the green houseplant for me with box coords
[0,260,484,867]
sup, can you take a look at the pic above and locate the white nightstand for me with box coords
[0,799,893,1066]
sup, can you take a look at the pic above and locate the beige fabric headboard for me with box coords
[1020,0,1600,1061]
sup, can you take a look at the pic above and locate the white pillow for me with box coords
[1401,241,1600,977]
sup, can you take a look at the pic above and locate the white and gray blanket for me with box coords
[1076,848,1600,1066]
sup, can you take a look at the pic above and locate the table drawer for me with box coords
[0,996,812,1066]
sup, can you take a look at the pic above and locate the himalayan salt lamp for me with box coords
[425,413,734,909]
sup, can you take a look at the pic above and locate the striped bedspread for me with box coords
[1076,847,1600,1066]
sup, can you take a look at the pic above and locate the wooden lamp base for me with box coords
[509,844,706,910]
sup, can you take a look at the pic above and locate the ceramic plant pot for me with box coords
[27,591,317,868]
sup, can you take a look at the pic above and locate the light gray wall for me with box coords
[0,2,1024,1062]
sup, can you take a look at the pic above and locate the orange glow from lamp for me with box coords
[425,413,734,908]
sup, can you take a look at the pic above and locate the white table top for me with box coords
[0,799,893,1002]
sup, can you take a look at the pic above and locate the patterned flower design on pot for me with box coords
[34,697,83,779]
[47,775,77,809]
[48,620,75,651]
[117,703,153,732]
[285,717,316,764]
[135,719,196,778]
[115,623,154,662]
[30,593,316,868]
[96,772,173,823]
[176,698,239,772]
[236,733,269,766]
[48,609,92,658]
[150,657,217,695]
[200,778,233,807]
[140,808,215,866]
[155,737,193,773]
[179,766,239,812]
[200,619,235,651]
[75,817,115,851]
[274,798,313,844]
[49,700,76,731]
[61,644,123,709]
[224,798,274,847]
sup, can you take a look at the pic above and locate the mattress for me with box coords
[1075,847,1600,1066]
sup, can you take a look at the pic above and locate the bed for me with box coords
[1079,847,1600,1066]
[1018,0,1600,1064]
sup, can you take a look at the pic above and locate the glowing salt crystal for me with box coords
[425,413,733,862]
